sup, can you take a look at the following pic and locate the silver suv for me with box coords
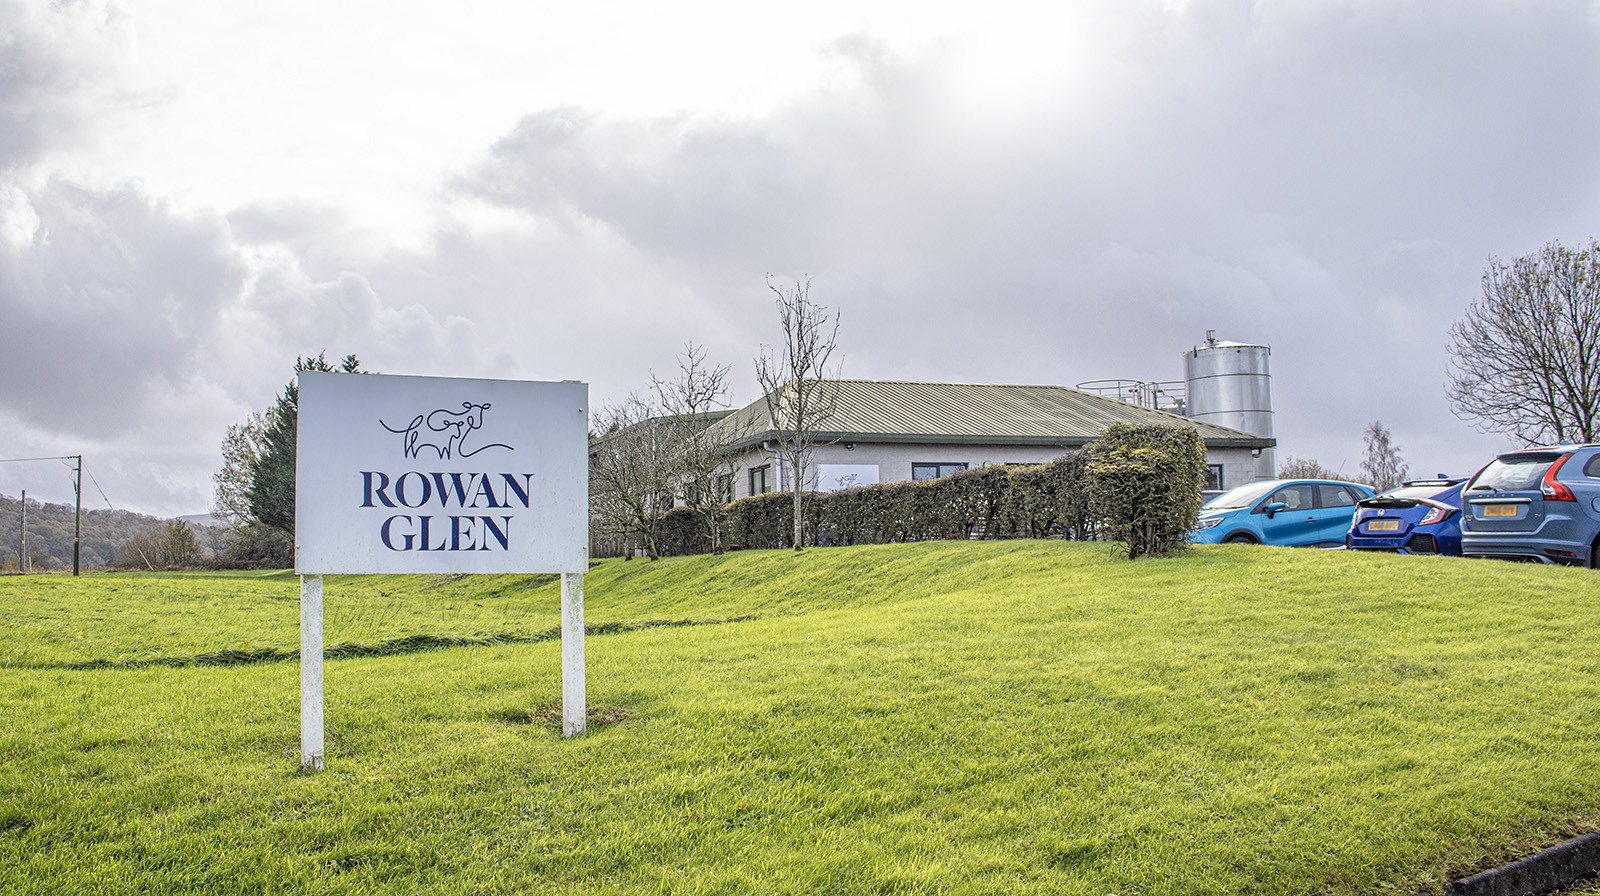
[1460,444,1600,566]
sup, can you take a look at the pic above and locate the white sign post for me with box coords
[295,372,590,769]
[300,573,324,769]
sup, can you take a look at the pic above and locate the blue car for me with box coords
[1460,443,1600,566]
[1345,477,1468,556]
[1192,479,1376,547]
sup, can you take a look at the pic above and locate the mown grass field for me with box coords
[2,541,1599,895]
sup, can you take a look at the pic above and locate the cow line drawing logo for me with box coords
[380,401,514,459]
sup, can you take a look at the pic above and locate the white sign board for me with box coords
[296,372,589,575]
[818,464,880,492]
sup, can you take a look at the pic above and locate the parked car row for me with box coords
[1190,443,1600,568]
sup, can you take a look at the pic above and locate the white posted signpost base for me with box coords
[299,571,586,769]
[562,572,586,738]
[300,574,325,771]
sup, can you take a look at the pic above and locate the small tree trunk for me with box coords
[788,449,805,550]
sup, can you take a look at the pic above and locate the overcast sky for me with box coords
[2,0,1597,518]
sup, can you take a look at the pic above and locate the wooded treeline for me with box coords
[0,494,206,571]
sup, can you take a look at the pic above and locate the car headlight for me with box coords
[1194,516,1224,530]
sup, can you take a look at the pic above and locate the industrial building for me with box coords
[708,333,1277,499]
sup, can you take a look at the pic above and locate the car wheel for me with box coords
[1223,534,1257,545]
[1591,534,1600,570]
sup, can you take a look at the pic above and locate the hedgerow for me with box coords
[645,425,1207,557]
[646,425,1207,557]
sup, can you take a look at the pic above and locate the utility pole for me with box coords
[0,454,86,574]
[73,456,82,577]
[19,489,25,573]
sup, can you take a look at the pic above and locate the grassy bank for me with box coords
[1,542,1598,894]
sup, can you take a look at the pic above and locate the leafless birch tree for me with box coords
[755,276,841,550]
[652,343,734,554]
[589,395,680,559]
[1359,421,1409,491]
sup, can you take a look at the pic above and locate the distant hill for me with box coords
[0,493,188,570]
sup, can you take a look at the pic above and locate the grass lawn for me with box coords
[2,541,1599,894]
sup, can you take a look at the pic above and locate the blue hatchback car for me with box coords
[1191,479,1375,547]
[1345,477,1468,556]
[1460,443,1600,566]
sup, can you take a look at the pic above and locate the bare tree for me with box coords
[1277,456,1344,481]
[1359,421,1409,491]
[1448,240,1600,444]
[589,394,680,559]
[113,520,202,569]
[754,276,841,550]
[652,343,734,554]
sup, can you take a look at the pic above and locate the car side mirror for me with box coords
[1263,502,1287,518]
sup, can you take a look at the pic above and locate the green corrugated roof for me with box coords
[706,380,1274,450]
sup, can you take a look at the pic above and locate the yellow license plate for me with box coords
[1368,520,1400,532]
[1484,505,1519,518]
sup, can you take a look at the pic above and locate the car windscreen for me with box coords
[1470,454,1558,491]
[1203,480,1278,510]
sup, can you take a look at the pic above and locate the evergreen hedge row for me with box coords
[649,423,1208,557]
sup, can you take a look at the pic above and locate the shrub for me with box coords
[112,521,203,570]
[727,492,811,550]
[1087,424,1207,559]
[998,451,1092,540]
[934,465,1012,538]
[655,506,714,556]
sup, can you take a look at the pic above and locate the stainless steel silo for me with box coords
[1184,331,1275,482]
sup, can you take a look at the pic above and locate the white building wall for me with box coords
[728,442,1263,499]
[1207,447,1262,490]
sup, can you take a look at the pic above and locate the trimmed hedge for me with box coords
[653,450,1094,553]
[1087,423,1208,559]
[650,425,1207,558]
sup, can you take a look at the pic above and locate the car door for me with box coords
[1256,483,1320,545]
[1314,484,1362,545]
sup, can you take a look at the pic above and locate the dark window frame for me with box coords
[749,464,771,496]
[912,462,969,481]
[685,475,735,507]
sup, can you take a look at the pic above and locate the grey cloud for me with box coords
[461,108,828,269]
[0,178,245,437]
[447,1,1600,475]
[0,0,130,170]
[228,198,355,250]
[9,0,1600,517]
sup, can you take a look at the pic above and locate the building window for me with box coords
[749,464,771,495]
[685,476,734,507]
[1205,464,1224,491]
[912,462,968,481]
